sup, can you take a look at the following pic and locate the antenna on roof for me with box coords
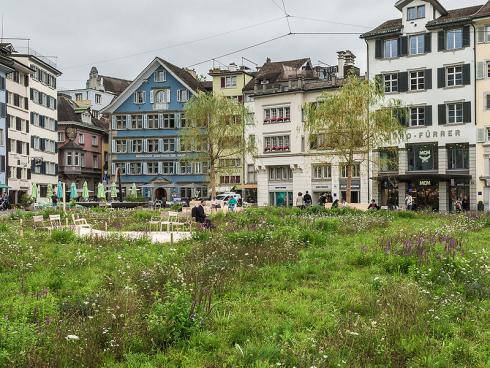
[318,60,332,67]
[241,56,258,68]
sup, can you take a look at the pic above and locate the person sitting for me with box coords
[194,200,214,229]
[368,199,380,210]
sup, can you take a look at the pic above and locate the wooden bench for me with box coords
[48,215,63,231]
[72,214,92,229]
[32,215,45,229]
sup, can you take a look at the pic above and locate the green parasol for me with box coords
[82,181,89,201]
[97,183,105,200]
[130,183,138,198]
[70,182,78,200]
[31,183,38,200]
[110,182,117,199]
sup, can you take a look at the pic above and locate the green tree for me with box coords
[305,75,406,203]
[182,92,250,200]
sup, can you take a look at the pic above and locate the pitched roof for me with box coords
[426,5,483,28]
[360,19,403,39]
[395,0,447,15]
[57,94,108,132]
[156,57,206,92]
[100,75,131,95]
[474,1,490,18]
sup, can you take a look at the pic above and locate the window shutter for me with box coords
[158,114,163,128]
[396,108,408,126]
[399,36,408,56]
[142,162,148,175]
[221,77,226,87]
[111,163,116,176]
[111,115,116,130]
[462,64,471,85]
[477,128,486,142]
[477,27,485,43]
[149,90,154,104]
[30,88,33,100]
[31,136,34,149]
[17,167,21,179]
[26,143,29,156]
[437,67,445,88]
[26,122,29,134]
[463,101,471,123]
[398,72,408,92]
[55,164,58,175]
[424,33,432,53]
[425,105,432,126]
[425,69,432,90]
[462,25,470,47]
[438,31,445,51]
[477,62,485,79]
[40,138,45,152]
[27,168,31,180]
[166,90,171,103]
[438,104,446,125]
[143,114,148,129]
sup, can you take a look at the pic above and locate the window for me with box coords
[379,149,399,172]
[180,187,192,199]
[92,135,98,146]
[162,162,174,174]
[147,162,159,175]
[409,34,425,55]
[75,93,83,101]
[147,139,159,153]
[448,144,469,170]
[263,106,291,124]
[66,151,82,166]
[162,138,175,152]
[447,65,463,87]
[114,139,127,153]
[410,107,425,126]
[155,90,168,104]
[131,139,143,153]
[58,132,65,143]
[162,114,175,128]
[180,161,192,174]
[219,158,241,167]
[224,76,237,88]
[148,114,159,129]
[340,163,361,178]
[155,70,166,82]
[115,163,127,175]
[384,39,398,58]
[93,154,99,169]
[129,162,142,175]
[177,90,189,102]
[247,164,257,183]
[264,135,290,152]
[407,144,438,171]
[115,115,127,130]
[407,5,425,20]
[410,70,425,91]
[220,176,241,184]
[384,73,398,93]
[447,103,463,123]
[45,162,56,175]
[268,166,293,181]
[312,164,332,179]
[447,29,463,50]
[134,91,145,104]
[95,94,101,104]
[78,134,84,144]
[130,115,143,129]
[0,129,3,146]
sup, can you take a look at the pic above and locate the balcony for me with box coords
[153,103,169,111]
[60,166,81,175]
[264,145,290,153]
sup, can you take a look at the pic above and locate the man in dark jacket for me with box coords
[195,201,207,223]
[303,191,312,206]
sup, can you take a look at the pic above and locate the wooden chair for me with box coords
[161,211,187,232]
[32,215,45,229]
[72,214,92,229]
[148,212,166,231]
[48,215,62,231]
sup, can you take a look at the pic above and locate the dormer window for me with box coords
[384,39,399,58]
[407,5,425,21]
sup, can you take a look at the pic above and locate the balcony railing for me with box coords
[153,103,169,111]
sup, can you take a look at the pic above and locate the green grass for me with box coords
[0,207,489,367]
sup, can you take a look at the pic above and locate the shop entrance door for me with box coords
[411,181,439,212]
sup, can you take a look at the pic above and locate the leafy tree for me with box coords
[182,92,251,200]
[305,75,406,203]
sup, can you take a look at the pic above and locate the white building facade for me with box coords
[12,55,62,201]
[362,0,479,211]
[244,55,369,207]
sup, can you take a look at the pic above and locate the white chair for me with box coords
[48,215,62,231]
[72,214,92,229]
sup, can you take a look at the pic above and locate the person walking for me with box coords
[295,192,304,209]
[228,196,238,212]
[405,193,413,211]
[303,191,312,207]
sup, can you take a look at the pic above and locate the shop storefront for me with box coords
[407,179,439,212]
[269,189,293,207]
[380,178,399,209]
[340,180,361,203]
[449,179,470,211]
[312,182,332,204]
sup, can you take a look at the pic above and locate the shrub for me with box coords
[51,229,76,244]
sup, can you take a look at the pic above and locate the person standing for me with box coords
[303,191,312,207]
[405,193,413,211]
[295,192,304,209]
[228,196,238,212]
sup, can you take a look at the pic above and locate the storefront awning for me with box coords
[371,173,472,182]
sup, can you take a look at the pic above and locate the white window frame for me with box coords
[410,107,425,127]
[155,70,167,82]
[384,73,398,93]
[407,5,425,21]
[447,102,463,124]
[129,162,142,175]
[446,28,463,50]
[177,89,189,102]
[383,39,398,59]
[78,134,85,144]
[225,76,237,88]
[312,164,332,179]
[447,65,463,87]
[409,34,425,55]
[134,91,146,104]
[409,70,425,91]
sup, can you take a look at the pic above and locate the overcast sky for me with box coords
[1,0,482,89]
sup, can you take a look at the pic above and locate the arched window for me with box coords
[155,90,167,103]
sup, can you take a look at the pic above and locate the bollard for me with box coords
[65,218,68,227]
[105,221,108,232]
[170,232,174,246]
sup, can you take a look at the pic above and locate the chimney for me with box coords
[266,57,271,63]
[86,66,99,89]
[337,50,357,79]
[228,63,238,71]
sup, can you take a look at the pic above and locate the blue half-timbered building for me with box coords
[102,57,208,202]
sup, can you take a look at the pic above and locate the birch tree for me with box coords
[305,75,406,203]
[181,92,250,200]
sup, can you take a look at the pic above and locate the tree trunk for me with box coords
[210,162,216,201]
[346,163,352,204]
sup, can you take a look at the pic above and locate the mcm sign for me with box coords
[419,150,431,163]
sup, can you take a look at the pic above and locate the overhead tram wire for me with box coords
[62,16,287,70]
[280,0,292,34]
[270,0,284,12]
[290,15,371,29]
